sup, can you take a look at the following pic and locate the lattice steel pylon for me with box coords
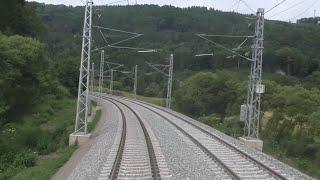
[74,0,93,134]
[99,50,105,97]
[166,54,174,109]
[110,69,114,94]
[134,65,138,99]
[244,8,265,139]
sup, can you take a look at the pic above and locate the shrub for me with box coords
[13,151,37,168]
[16,127,42,149]
[175,71,243,117]
[316,151,320,166]
[36,136,57,155]
[0,33,62,124]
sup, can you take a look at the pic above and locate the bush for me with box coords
[199,114,220,127]
[13,151,37,168]
[174,71,244,117]
[36,135,57,155]
[144,82,163,97]
[16,127,43,149]
[0,153,15,170]
[0,33,62,123]
[55,57,79,96]
[316,151,320,166]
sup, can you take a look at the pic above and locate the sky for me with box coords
[27,0,320,22]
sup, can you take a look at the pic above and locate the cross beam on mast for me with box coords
[145,54,174,109]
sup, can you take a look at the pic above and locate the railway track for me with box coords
[98,99,161,180]
[103,95,291,180]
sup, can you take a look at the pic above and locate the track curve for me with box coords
[101,98,161,180]
[104,95,296,180]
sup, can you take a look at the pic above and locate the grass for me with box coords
[0,97,77,180]
[12,147,75,180]
[199,113,320,179]
[263,138,320,179]
[198,114,243,138]
[260,111,319,179]
[88,108,102,132]
[119,91,165,106]
[92,86,165,107]
[10,99,103,180]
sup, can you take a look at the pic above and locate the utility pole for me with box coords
[99,50,105,98]
[133,65,138,99]
[166,54,174,109]
[244,8,265,140]
[110,69,114,95]
[74,0,93,134]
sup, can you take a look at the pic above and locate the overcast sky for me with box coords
[27,0,320,22]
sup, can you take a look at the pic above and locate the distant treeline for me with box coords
[36,4,320,76]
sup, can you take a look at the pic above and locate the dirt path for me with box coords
[52,105,107,180]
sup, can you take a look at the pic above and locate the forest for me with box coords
[0,1,320,179]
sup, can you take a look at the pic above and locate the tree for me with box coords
[263,84,320,161]
[0,34,63,124]
[275,46,315,77]
[0,1,43,36]
[37,4,320,79]
[304,71,320,89]
[55,57,79,96]
[174,71,243,117]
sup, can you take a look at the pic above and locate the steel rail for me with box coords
[106,100,127,180]
[111,95,288,180]
[103,97,161,180]
[103,95,240,180]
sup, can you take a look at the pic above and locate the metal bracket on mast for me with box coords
[145,54,174,109]
[74,0,93,134]
[105,62,124,95]
[110,67,138,98]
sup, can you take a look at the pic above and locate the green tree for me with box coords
[304,71,320,89]
[0,33,63,124]
[55,57,79,96]
[263,85,320,160]
[174,71,243,117]
[0,1,43,36]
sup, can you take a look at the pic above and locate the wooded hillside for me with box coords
[37,4,320,76]
[0,2,320,179]
[35,5,320,177]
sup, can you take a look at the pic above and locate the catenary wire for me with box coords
[288,0,319,22]
[265,0,287,14]
[267,0,305,19]
[239,0,256,14]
